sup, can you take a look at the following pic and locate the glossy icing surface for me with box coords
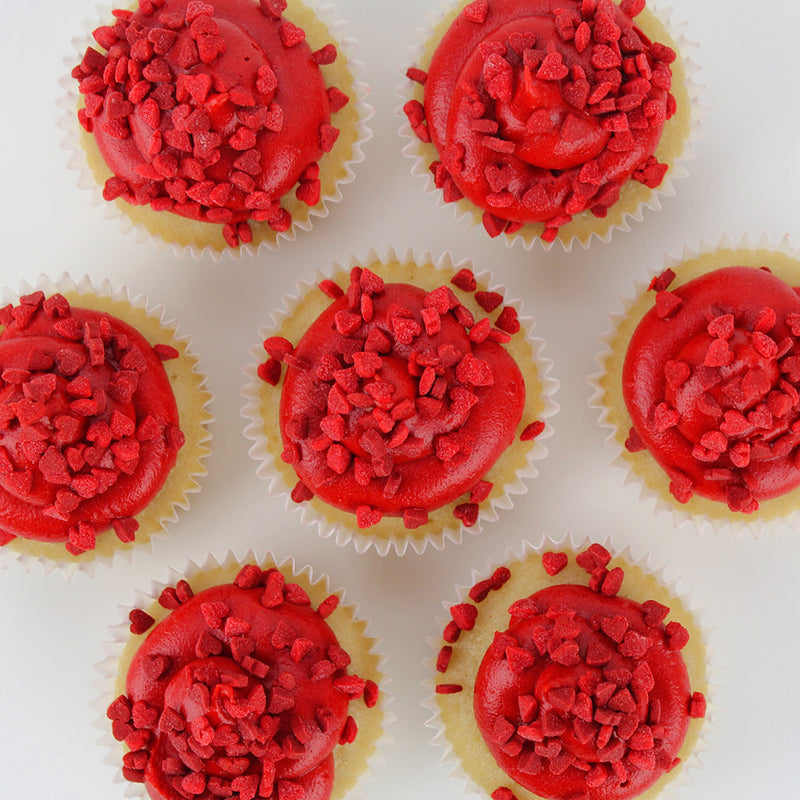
[0,292,182,553]
[622,266,800,512]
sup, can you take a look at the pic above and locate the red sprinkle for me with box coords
[666,621,690,650]
[648,268,677,293]
[443,620,461,644]
[542,551,568,576]
[463,0,489,24]
[655,291,682,319]
[469,479,493,503]
[520,420,545,441]
[451,268,478,292]
[491,789,517,800]
[495,306,520,334]
[263,336,294,360]
[453,502,480,527]
[129,609,155,635]
[450,602,478,631]
[688,691,706,718]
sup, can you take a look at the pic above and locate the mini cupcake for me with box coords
[98,552,386,800]
[65,0,369,256]
[593,234,800,534]
[0,275,212,574]
[242,249,558,555]
[400,0,699,249]
[427,537,709,800]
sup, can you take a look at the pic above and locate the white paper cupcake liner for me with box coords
[0,273,213,577]
[241,246,560,556]
[59,0,373,261]
[397,0,704,252]
[590,232,800,538]
[423,530,716,800]
[94,549,391,800]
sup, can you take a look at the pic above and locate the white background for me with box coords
[1,0,799,798]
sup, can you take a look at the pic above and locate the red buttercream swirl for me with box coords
[407,0,676,241]
[73,0,348,247]
[108,565,376,800]
[261,266,527,529]
[471,547,700,800]
[0,291,183,554]
[622,265,800,513]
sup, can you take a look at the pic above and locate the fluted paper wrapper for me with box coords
[241,247,559,556]
[94,550,390,800]
[60,0,373,261]
[0,273,213,577]
[590,232,800,537]
[423,531,715,800]
[397,0,703,251]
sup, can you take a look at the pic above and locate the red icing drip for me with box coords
[623,266,800,512]
[267,268,526,527]
[473,561,697,800]
[413,0,675,240]
[113,568,371,800]
[0,292,182,552]
[72,0,346,246]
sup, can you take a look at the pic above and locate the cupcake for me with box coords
[593,235,800,533]
[428,538,709,800]
[242,249,558,555]
[400,0,698,249]
[66,0,369,256]
[99,553,386,800]
[0,275,212,573]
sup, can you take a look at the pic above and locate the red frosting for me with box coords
[259,266,530,530]
[0,291,183,554]
[443,545,705,800]
[73,0,348,247]
[622,265,800,513]
[406,0,676,241]
[108,565,377,800]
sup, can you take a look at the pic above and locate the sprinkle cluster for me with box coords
[110,565,378,800]
[73,0,347,247]
[407,0,676,241]
[0,291,182,553]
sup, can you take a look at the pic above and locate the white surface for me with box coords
[0,0,799,798]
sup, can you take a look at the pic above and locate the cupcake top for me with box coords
[404,0,690,246]
[0,290,185,555]
[107,560,382,800]
[623,265,800,514]
[594,241,800,529]
[251,259,551,545]
[72,0,350,248]
[433,543,707,800]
